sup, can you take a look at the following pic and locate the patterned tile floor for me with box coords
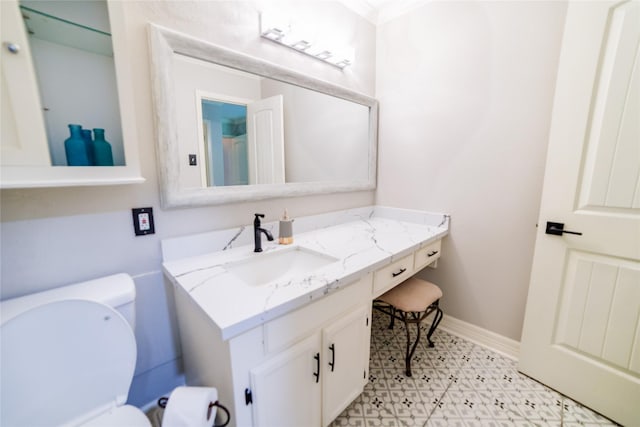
[330,309,619,427]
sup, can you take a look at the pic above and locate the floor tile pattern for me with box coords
[330,309,619,427]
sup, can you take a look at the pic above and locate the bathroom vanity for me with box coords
[162,206,448,427]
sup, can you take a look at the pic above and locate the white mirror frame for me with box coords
[148,24,378,208]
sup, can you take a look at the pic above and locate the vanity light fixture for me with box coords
[259,12,354,69]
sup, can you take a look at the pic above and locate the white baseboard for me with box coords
[129,358,185,410]
[439,315,520,360]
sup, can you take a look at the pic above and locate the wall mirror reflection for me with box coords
[199,96,250,187]
[19,0,125,166]
[148,24,378,208]
[175,54,371,189]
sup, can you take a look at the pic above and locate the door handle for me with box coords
[545,221,582,236]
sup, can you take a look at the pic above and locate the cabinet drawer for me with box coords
[414,239,441,271]
[264,274,372,355]
[373,254,414,298]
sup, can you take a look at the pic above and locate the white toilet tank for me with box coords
[0,274,150,427]
[0,273,136,327]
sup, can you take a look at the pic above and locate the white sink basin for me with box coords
[225,246,338,287]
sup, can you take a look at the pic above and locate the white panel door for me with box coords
[519,2,640,426]
[247,95,285,185]
[250,332,321,427]
[322,305,371,427]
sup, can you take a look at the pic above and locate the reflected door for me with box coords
[199,96,248,187]
[247,95,285,184]
[519,2,640,425]
[223,133,247,185]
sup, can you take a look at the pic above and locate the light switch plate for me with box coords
[132,207,155,236]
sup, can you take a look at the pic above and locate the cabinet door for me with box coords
[250,332,322,427]
[1,0,50,167]
[322,305,371,426]
[0,1,144,188]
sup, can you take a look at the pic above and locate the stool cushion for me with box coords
[378,277,442,312]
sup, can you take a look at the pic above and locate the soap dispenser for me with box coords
[278,209,294,245]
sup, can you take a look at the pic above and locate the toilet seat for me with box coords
[0,299,147,426]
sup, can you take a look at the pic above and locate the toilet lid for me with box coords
[1,300,137,427]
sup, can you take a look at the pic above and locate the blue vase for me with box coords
[92,128,113,166]
[81,129,95,166]
[64,124,90,166]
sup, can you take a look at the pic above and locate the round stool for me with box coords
[374,277,444,376]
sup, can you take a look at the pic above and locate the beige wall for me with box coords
[0,1,376,405]
[376,1,568,341]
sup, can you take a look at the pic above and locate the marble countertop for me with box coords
[162,206,449,340]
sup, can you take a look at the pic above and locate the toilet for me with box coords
[0,274,151,427]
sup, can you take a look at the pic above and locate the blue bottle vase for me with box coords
[64,124,90,166]
[81,129,95,166]
[92,128,114,166]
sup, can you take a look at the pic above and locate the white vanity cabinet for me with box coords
[414,239,441,271]
[321,304,370,425]
[172,274,372,427]
[373,239,442,298]
[373,253,415,298]
[250,332,322,427]
[165,210,449,427]
[250,305,370,427]
[0,0,143,188]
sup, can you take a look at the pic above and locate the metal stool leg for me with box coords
[403,313,422,377]
[425,301,443,348]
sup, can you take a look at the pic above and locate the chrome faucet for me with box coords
[253,213,274,252]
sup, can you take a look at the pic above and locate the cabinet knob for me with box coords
[4,42,20,54]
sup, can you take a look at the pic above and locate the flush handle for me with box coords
[545,221,582,236]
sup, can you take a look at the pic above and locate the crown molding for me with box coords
[340,0,431,25]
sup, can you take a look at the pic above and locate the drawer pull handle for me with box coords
[428,250,439,257]
[313,353,320,383]
[392,268,407,277]
[329,344,335,372]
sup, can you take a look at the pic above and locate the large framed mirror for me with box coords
[148,24,378,208]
